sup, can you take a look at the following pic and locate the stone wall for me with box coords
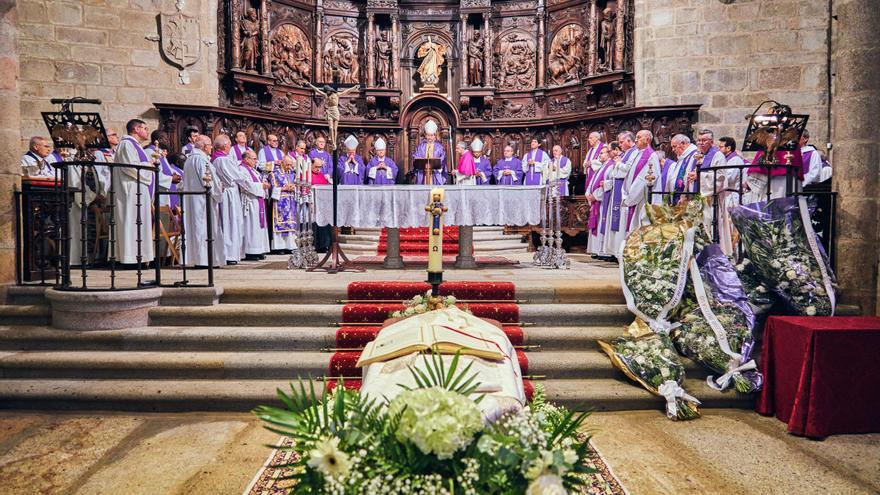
[634,0,831,146]
[17,0,219,146]
[0,3,21,284]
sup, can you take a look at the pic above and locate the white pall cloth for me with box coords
[359,306,526,422]
[314,185,544,228]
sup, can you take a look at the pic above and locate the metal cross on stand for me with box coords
[307,75,365,274]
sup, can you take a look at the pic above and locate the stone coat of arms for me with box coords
[158,12,202,84]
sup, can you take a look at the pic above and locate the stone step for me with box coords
[0,377,754,412]
[0,305,51,326]
[473,239,528,251]
[3,286,49,305]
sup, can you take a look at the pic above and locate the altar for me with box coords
[314,185,543,268]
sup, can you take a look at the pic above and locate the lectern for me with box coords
[412,158,442,185]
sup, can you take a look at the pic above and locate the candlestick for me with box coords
[425,188,447,295]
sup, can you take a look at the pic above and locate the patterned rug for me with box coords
[243,437,629,495]
[378,226,463,255]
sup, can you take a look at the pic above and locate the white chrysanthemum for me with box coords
[526,474,567,495]
[307,436,352,479]
[785,270,797,280]
[805,306,817,316]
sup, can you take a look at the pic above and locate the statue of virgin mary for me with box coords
[417,36,447,89]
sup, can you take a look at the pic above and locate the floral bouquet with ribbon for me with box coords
[390,291,468,318]
[671,244,763,393]
[730,197,836,316]
[599,330,701,420]
[619,201,703,334]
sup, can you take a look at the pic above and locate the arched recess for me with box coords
[400,94,459,176]
[403,28,458,99]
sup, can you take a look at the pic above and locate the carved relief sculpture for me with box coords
[376,29,393,87]
[548,24,584,87]
[416,37,447,91]
[271,24,312,86]
[240,8,261,72]
[494,33,536,90]
[599,5,616,72]
[467,30,484,87]
[324,33,360,84]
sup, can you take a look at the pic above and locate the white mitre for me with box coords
[374,137,387,151]
[344,135,359,151]
[424,119,438,135]
[471,137,484,152]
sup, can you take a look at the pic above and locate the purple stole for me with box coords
[626,147,654,230]
[272,167,297,232]
[182,143,194,155]
[122,136,153,194]
[551,156,571,196]
[146,144,183,210]
[802,149,815,177]
[585,143,604,163]
[609,148,636,232]
[309,148,333,178]
[474,156,492,185]
[658,158,674,194]
[524,149,546,185]
[27,151,55,174]
[599,160,616,235]
[690,146,719,193]
[211,150,225,161]
[367,156,397,185]
[50,151,63,163]
[241,162,266,228]
[232,144,251,161]
[262,145,283,162]
[589,160,614,235]
[674,149,697,201]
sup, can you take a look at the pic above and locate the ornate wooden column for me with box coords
[459,13,468,86]
[260,0,271,75]
[367,13,376,87]
[536,7,546,87]
[614,0,626,71]
[391,13,400,86]
[587,0,598,75]
[482,12,491,87]
[231,0,241,69]
[316,9,324,82]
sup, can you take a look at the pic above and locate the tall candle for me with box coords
[426,187,445,274]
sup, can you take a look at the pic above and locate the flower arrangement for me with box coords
[390,291,468,318]
[599,332,701,420]
[253,353,595,494]
[730,197,836,316]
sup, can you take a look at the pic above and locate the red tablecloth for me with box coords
[756,316,880,438]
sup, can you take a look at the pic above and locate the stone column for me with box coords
[455,226,477,269]
[832,0,880,315]
[367,13,375,87]
[614,0,625,71]
[537,8,546,87]
[482,12,491,87]
[231,0,241,69]
[460,14,468,86]
[0,4,21,284]
[260,0,271,75]
[587,0,598,75]
[382,227,405,268]
[391,14,400,86]
[316,10,324,82]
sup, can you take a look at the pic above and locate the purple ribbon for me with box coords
[241,162,266,228]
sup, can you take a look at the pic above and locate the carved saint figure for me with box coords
[308,83,359,150]
[270,25,312,85]
[599,6,616,71]
[417,37,447,89]
[241,8,261,72]
[548,24,584,86]
[323,35,359,84]
[467,31,484,87]
[496,34,536,90]
[376,30,393,87]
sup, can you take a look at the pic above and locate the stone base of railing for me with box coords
[45,288,163,330]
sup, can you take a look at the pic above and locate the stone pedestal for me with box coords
[382,227,405,269]
[454,225,477,269]
[46,288,163,330]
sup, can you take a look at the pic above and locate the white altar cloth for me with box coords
[314,185,544,228]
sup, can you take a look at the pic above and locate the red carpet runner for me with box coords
[377,226,465,255]
[328,281,533,400]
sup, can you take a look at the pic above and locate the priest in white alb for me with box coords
[239,149,271,259]
[621,130,659,234]
[601,131,638,258]
[212,134,245,265]
[182,135,226,267]
[547,145,572,196]
[113,119,155,265]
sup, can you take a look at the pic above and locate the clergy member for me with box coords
[182,135,225,267]
[308,135,334,184]
[181,126,199,155]
[594,143,621,260]
[67,147,102,266]
[20,136,55,178]
[113,119,156,265]
[601,131,638,259]
[718,136,744,254]
[258,134,284,175]
[212,134,245,265]
[310,157,333,253]
[231,130,253,161]
[650,150,674,204]
[270,155,298,253]
[586,145,615,257]
[367,138,397,185]
[239,149,271,260]
[799,129,823,186]
[666,134,699,204]
[582,131,605,189]
[521,138,549,186]
[454,141,476,185]
[337,135,366,185]
[494,145,521,186]
[412,119,446,184]
[145,130,183,210]
[547,145,573,196]
[471,138,492,185]
[688,129,730,250]
[622,129,658,232]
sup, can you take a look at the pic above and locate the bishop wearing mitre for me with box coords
[367,138,398,185]
[412,119,446,184]
[471,138,492,185]
[337,135,366,185]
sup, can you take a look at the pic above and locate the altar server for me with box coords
[471,138,492,185]
[212,134,245,265]
[239,150,271,259]
[601,131,638,259]
[231,130,253,161]
[622,130,658,232]
[586,145,615,256]
[494,145,522,185]
[582,131,604,188]
[337,135,366,185]
[20,136,56,178]
[454,141,477,185]
[270,155,298,252]
[412,119,446,184]
[799,129,823,186]
[145,130,183,210]
[113,119,156,264]
[308,135,333,183]
[521,138,549,186]
[667,134,699,204]
[367,138,398,185]
[547,145,572,196]
[182,135,225,267]
[258,134,284,174]
[181,126,199,155]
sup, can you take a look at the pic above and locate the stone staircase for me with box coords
[339,226,528,257]
[0,283,762,413]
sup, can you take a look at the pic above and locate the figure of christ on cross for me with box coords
[307,83,360,151]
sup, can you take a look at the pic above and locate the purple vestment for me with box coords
[232,144,252,161]
[493,157,522,185]
[522,149,547,186]
[308,148,333,181]
[473,156,492,185]
[413,140,447,184]
[271,167,297,233]
[336,154,366,185]
[366,155,398,185]
[146,144,183,210]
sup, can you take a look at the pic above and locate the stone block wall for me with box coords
[634,0,831,147]
[0,4,21,284]
[17,0,219,147]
